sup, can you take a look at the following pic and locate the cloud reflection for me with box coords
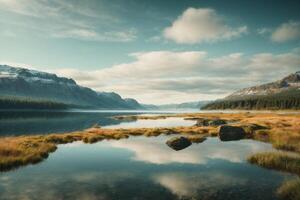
[111,137,273,164]
[153,172,246,198]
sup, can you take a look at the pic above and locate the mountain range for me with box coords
[202,71,300,110]
[0,65,144,109]
[152,101,210,110]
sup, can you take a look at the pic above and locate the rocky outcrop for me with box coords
[219,125,246,141]
[166,136,192,151]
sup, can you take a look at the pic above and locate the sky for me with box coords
[0,0,300,104]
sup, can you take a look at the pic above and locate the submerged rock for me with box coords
[196,118,227,127]
[219,125,246,141]
[166,136,192,151]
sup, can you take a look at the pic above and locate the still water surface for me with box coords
[0,110,297,200]
[0,136,295,200]
[0,110,197,136]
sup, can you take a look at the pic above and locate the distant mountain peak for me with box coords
[282,71,300,83]
[202,71,300,110]
[227,71,300,99]
[0,64,77,85]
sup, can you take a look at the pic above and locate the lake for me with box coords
[0,110,200,136]
[0,110,298,200]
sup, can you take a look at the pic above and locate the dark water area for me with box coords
[0,136,296,200]
[0,109,198,136]
[0,110,171,136]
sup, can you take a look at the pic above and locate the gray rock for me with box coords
[219,126,246,141]
[166,136,192,151]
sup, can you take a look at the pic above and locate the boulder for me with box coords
[219,125,246,141]
[166,136,192,151]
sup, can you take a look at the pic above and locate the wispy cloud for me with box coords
[0,0,137,42]
[271,20,300,42]
[163,7,247,44]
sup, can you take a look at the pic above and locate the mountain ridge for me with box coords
[202,71,300,110]
[0,65,144,109]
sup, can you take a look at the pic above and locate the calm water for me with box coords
[0,136,296,200]
[0,110,190,136]
[0,110,298,200]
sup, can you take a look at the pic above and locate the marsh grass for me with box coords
[277,179,300,200]
[248,152,300,175]
[1,112,299,172]
[0,125,211,171]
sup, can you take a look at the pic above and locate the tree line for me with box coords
[0,97,69,109]
[202,96,300,110]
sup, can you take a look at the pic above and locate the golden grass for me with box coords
[248,152,300,175]
[117,112,300,153]
[186,135,207,143]
[277,179,300,200]
[0,125,212,171]
[0,112,299,172]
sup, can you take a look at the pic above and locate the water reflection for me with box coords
[111,137,275,164]
[153,172,246,198]
[0,111,194,136]
[105,117,195,129]
[0,136,293,200]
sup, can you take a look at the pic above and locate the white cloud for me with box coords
[0,0,136,42]
[163,8,247,44]
[271,21,300,42]
[257,28,271,35]
[52,28,137,42]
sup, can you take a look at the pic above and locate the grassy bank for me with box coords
[115,112,300,152]
[248,152,300,175]
[0,125,215,171]
[277,179,300,200]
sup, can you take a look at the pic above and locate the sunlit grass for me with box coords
[248,152,300,175]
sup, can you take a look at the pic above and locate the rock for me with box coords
[195,118,227,127]
[166,136,192,151]
[208,119,227,126]
[195,118,210,126]
[219,125,246,141]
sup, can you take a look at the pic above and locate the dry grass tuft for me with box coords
[248,152,300,175]
[277,179,300,200]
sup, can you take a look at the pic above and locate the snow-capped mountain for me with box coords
[0,65,143,109]
[226,71,300,100]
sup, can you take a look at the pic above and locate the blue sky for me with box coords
[0,0,299,104]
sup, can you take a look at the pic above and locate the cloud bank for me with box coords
[51,49,300,104]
